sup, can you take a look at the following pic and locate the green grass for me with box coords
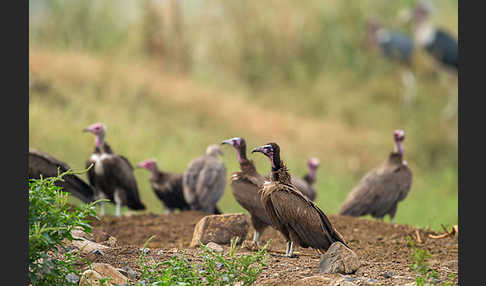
[29,0,457,231]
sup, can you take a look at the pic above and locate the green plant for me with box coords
[407,236,455,286]
[29,169,102,286]
[131,236,269,285]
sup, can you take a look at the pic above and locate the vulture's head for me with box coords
[252,142,281,169]
[138,159,158,172]
[307,157,320,171]
[393,129,406,155]
[83,122,106,137]
[206,144,223,157]
[221,137,247,152]
[412,2,431,24]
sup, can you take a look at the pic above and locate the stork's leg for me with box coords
[114,191,122,217]
[286,241,294,257]
[401,69,417,106]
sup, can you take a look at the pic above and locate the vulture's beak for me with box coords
[221,139,233,146]
[251,146,265,154]
[82,127,91,133]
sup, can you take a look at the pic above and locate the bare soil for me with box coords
[86,211,458,285]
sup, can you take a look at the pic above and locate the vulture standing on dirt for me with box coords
[290,158,320,202]
[252,143,347,257]
[83,122,146,217]
[28,147,95,203]
[339,130,412,222]
[138,158,190,213]
[182,144,226,214]
[221,137,271,244]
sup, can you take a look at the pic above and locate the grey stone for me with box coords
[190,213,250,247]
[318,242,361,274]
[205,242,224,253]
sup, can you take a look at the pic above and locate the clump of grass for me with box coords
[131,236,269,285]
[407,236,456,286]
[29,169,103,286]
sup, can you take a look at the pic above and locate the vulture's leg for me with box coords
[286,241,294,257]
[114,190,122,217]
[99,202,105,216]
[252,231,260,244]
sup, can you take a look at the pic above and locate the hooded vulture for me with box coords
[182,144,226,214]
[29,147,95,203]
[83,122,146,217]
[252,142,347,257]
[138,158,190,213]
[222,137,271,244]
[339,129,413,222]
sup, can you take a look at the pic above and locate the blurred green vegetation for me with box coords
[29,0,457,231]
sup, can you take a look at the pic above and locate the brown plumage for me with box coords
[182,144,226,214]
[252,143,347,257]
[138,159,191,213]
[339,130,412,222]
[83,123,146,217]
[222,137,271,244]
[28,148,95,203]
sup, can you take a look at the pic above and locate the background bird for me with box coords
[138,158,190,213]
[410,2,458,72]
[83,122,146,217]
[221,137,271,245]
[252,142,347,257]
[290,157,320,202]
[182,144,226,214]
[365,17,417,105]
[339,130,412,222]
[29,147,95,203]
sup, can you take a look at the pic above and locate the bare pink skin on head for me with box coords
[393,129,406,155]
[83,122,106,148]
[221,137,244,163]
[307,157,320,180]
[139,158,158,173]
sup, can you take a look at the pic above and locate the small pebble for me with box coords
[91,249,104,256]
[65,273,80,283]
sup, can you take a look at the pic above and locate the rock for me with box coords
[205,242,224,253]
[65,273,80,284]
[79,270,112,286]
[293,275,332,286]
[104,236,118,247]
[382,271,395,278]
[190,213,250,247]
[90,263,129,285]
[70,237,110,254]
[330,278,358,286]
[318,242,361,274]
[118,266,138,279]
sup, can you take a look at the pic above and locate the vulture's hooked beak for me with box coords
[251,146,265,154]
[82,127,91,133]
[221,139,233,146]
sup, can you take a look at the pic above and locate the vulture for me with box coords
[28,147,95,203]
[221,137,271,244]
[252,143,347,257]
[138,158,190,213]
[290,158,320,202]
[339,130,412,222]
[410,3,458,71]
[83,122,146,217]
[182,144,226,214]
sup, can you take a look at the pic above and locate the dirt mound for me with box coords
[88,212,458,285]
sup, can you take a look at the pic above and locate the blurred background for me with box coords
[29,0,458,230]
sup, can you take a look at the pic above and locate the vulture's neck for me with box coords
[303,173,316,185]
[239,159,256,174]
[388,152,404,165]
[271,160,292,184]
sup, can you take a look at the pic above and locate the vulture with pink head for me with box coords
[253,142,347,257]
[138,158,190,213]
[83,122,146,217]
[222,137,271,244]
[339,130,413,222]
